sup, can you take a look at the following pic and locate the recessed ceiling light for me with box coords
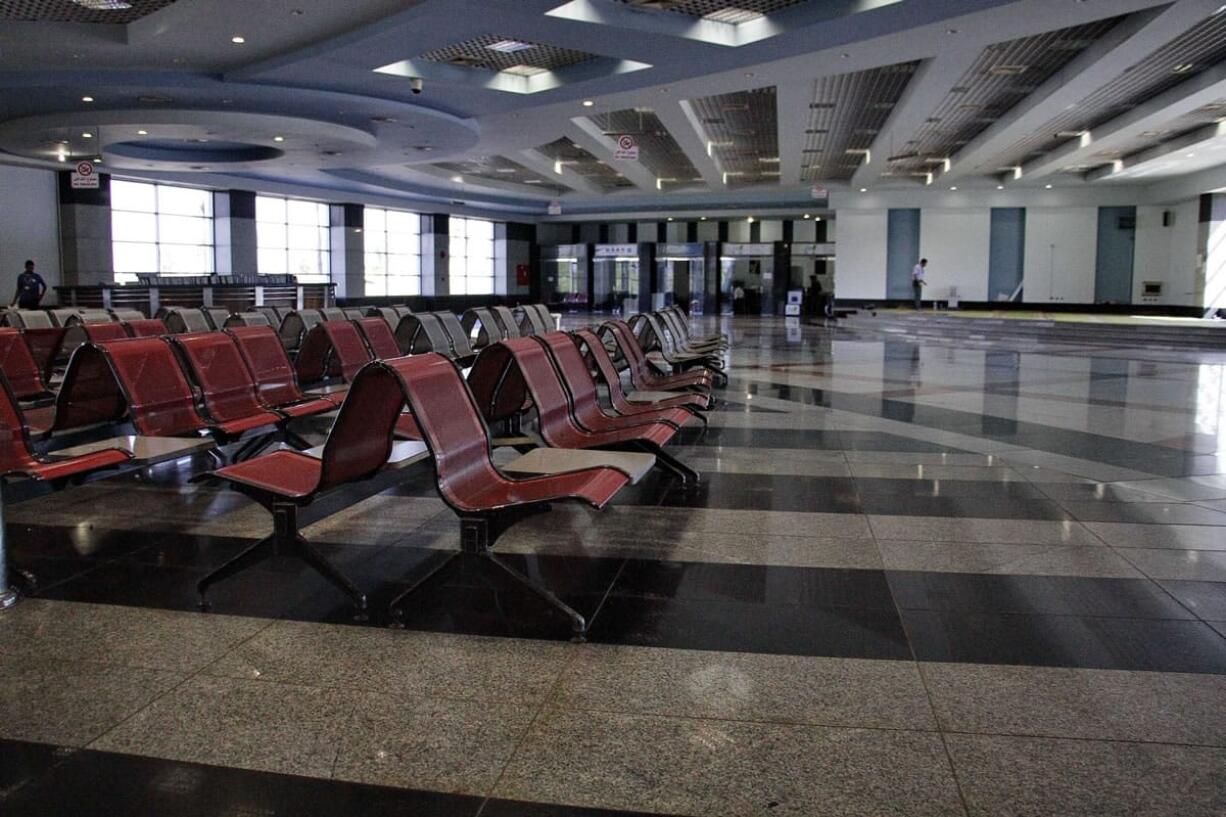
[744,72,754,78]
[273,135,285,142]
[949,186,958,191]
[803,213,811,219]
[667,217,674,222]
[82,132,93,138]
[946,28,958,34]
[231,35,246,44]
[700,216,707,221]
[1044,183,1053,189]
[859,187,867,193]
[582,100,594,107]
[815,216,823,222]
[747,216,754,223]
[451,175,464,183]
[81,96,94,103]
[137,129,148,135]
[70,0,131,9]
[996,185,1004,190]
[1185,152,1195,158]
[840,53,850,59]
[1173,63,1193,74]
[57,153,66,163]
[486,39,534,53]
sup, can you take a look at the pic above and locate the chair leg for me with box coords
[647,446,700,485]
[485,551,587,641]
[388,551,460,623]
[283,429,313,450]
[197,535,276,609]
[295,536,367,611]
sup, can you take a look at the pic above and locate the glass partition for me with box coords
[720,244,775,315]
[593,245,639,314]
[541,244,588,311]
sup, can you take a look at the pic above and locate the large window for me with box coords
[256,196,330,283]
[111,180,214,283]
[449,217,496,295]
[364,207,422,296]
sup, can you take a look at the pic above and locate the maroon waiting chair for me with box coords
[196,359,409,611]
[0,328,52,401]
[1,371,130,482]
[320,320,374,382]
[601,320,712,394]
[226,325,345,411]
[532,332,696,432]
[355,317,401,360]
[83,322,130,344]
[572,328,710,417]
[124,318,168,338]
[467,338,696,483]
[383,353,631,636]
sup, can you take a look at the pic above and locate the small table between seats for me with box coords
[501,448,656,485]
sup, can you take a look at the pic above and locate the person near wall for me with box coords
[11,260,47,310]
[732,282,745,315]
[911,258,927,311]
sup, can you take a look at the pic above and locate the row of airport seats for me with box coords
[1,304,716,635]
[626,305,729,387]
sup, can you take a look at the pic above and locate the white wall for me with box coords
[1133,201,1199,305]
[0,165,60,302]
[836,210,887,299]
[920,209,991,301]
[1023,207,1098,303]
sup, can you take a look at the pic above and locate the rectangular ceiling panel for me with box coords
[589,108,702,189]
[689,86,777,187]
[434,156,570,195]
[536,138,636,191]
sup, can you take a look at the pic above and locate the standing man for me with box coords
[911,258,927,311]
[11,260,47,310]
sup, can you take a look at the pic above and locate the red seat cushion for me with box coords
[470,467,628,510]
[277,397,336,419]
[214,450,322,498]
[29,448,132,481]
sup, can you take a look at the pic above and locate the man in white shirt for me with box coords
[911,258,927,310]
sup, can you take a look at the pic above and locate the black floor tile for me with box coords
[853,478,1046,499]
[481,800,667,816]
[902,609,1226,673]
[612,561,897,609]
[1156,580,1226,621]
[859,494,1074,520]
[0,740,65,802]
[653,473,863,513]
[0,741,483,817]
[886,571,1197,619]
[589,595,912,660]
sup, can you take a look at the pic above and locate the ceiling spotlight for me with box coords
[744,72,754,78]
[946,28,958,34]
[700,216,708,221]
[667,217,674,222]
[273,135,285,142]
[70,0,131,9]
[1172,63,1193,74]
[949,186,957,191]
[803,213,811,219]
[82,132,93,138]
[859,187,867,193]
[1185,152,1195,158]
[137,129,148,135]
[451,175,464,183]
[582,100,594,107]
[57,153,66,163]
[1044,183,1053,189]
[746,216,755,223]
[815,216,823,222]
[81,96,94,103]
[996,185,1004,190]
[231,35,246,44]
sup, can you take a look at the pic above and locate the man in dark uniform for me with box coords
[11,260,46,310]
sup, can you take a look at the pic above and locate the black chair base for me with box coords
[196,501,367,613]
[389,506,587,641]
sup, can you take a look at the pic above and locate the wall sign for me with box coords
[547,200,562,215]
[71,160,99,189]
[594,243,638,258]
[613,135,639,161]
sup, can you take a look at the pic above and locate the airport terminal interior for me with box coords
[3,0,1226,815]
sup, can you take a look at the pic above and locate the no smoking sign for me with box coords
[71,160,99,189]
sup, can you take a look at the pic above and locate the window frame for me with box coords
[110,179,215,283]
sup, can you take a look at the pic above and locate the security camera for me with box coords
[410,77,423,95]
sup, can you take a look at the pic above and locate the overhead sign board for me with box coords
[720,243,774,257]
[547,200,562,215]
[71,160,99,189]
[810,185,828,200]
[594,243,639,258]
[613,134,639,161]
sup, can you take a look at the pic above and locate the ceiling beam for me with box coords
[654,100,725,189]
[850,50,982,189]
[1084,119,1226,182]
[564,119,659,192]
[515,148,602,196]
[1023,62,1226,180]
[941,0,1210,182]
[776,79,815,188]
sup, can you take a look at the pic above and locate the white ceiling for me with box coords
[1,0,1224,216]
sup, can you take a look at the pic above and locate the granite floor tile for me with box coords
[1155,580,1226,621]
[1082,522,1226,550]
[554,645,936,729]
[1061,501,1226,526]
[205,620,571,704]
[877,541,1143,578]
[923,663,1226,745]
[867,516,1100,546]
[946,733,1226,817]
[495,709,966,817]
[0,660,184,747]
[0,599,269,673]
[90,675,354,778]
[332,691,535,795]
[1117,548,1226,582]
[1111,475,1226,502]
[848,463,1026,482]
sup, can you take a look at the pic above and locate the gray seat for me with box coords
[224,311,272,328]
[109,308,146,322]
[8,310,54,329]
[203,307,232,330]
[254,306,282,326]
[394,313,452,356]
[320,307,346,322]
[518,305,551,336]
[490,305,522,340]
[48,308,84,327]
[432,311,476,362]
[342,308,367,321]
[163,308,211,334]
[278,308,323,350]
[371,307,400,330]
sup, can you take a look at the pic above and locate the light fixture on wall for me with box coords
[81,96,94,103]
[231,35,246,44]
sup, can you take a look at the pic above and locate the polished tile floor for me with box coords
[3,316,1226,816]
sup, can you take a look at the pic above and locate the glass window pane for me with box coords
[157,185,211,217]
[112,211,157,242]
[467,276,494,296]
[256,195,286,224]
[365,207,386,233]
[286,199,320,225]
[387,231,417,256]
[159,214,212,246]
[287,224,320,251]
[258,248,287,275]
[287,249,322,279]
[468,219,494,241]
[387,276,420,297]
[387,254,417,277]
[160,244,213,275]
[364,275,387,297]
[365,229,386,253]
[386,210,417,234]
[112,181,157,213]
[467,255,494,278]
[113,242,158,273]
